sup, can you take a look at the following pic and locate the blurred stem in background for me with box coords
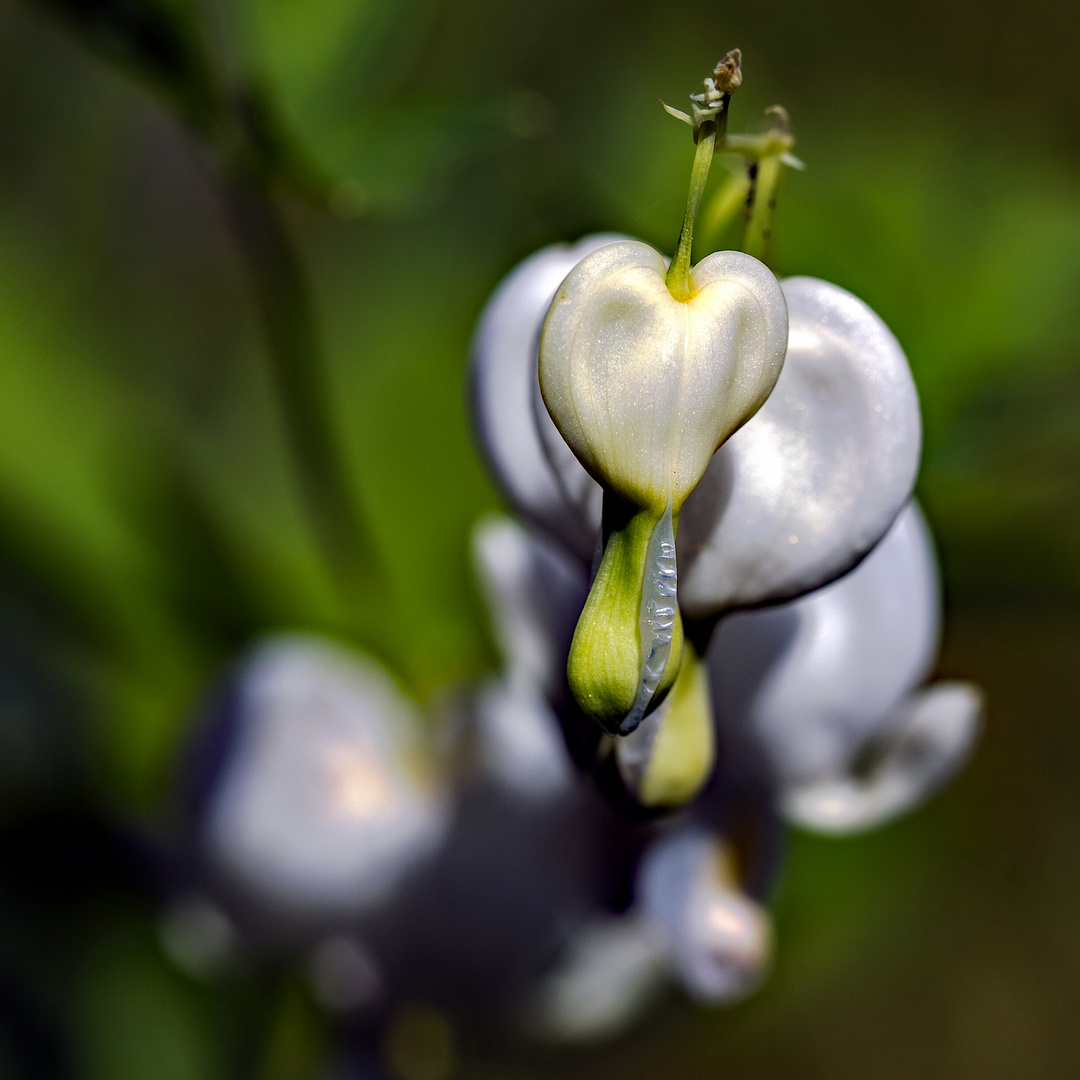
[699,105,804,267]
[27,0,382,630]
[218,170,379,618]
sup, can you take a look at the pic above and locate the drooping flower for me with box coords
[538,240,787,734]
[471,247,923,622]
[710,501,983,834]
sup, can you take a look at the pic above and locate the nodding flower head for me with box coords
[692,49,743,109]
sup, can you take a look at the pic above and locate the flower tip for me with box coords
[713,49,743,92]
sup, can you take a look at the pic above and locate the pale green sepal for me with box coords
[567,505,684,734]
[616,647,716,808]
[622,499,678,734]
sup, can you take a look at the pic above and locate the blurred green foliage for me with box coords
[0,0,1079,1075]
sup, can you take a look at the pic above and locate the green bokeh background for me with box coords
[0,0,1078,1075]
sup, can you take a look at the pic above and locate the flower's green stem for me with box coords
[666,119,719,300]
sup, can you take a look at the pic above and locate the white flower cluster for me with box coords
[161,229,983,1055]
[464,232,984,1026]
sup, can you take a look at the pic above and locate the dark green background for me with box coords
[0,0,1078,1075]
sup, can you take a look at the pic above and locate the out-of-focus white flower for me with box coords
[783,682,984,833]
[524,823,770,1041]
[538,241,788,513]
[711,502,983,834]
[637,828,771,1002]
[523,917,667,1042]
[470,515,583,797]
[204,635,448,917]
[469,236,622,561]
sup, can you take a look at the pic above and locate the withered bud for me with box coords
[711,49,743,93]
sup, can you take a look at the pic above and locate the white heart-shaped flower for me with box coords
[636,829,771,1003]
[469,244,920,629]
[539,240,788,512]
[536,239,786,732]
[709,502,982,833]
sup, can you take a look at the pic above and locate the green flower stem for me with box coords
[222,172,379,614]
[568,497,684,734]
[666,119,718,301]
[743,153,784,265]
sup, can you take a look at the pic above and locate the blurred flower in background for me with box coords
[0,0,1079,1078]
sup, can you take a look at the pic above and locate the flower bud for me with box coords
[614,646,715,808]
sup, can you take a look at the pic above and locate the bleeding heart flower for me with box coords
[637,828,771,1002]
[470,246,921,625]
[710,501,983,834]
[538,239,787,735]
[201,635,448,918]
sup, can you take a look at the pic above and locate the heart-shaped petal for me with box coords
[469,236,621,561]
[539,241,788,511]
[708,502,979,831]
[678,276,922,616]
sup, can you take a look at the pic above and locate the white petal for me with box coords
[469,237,620,560]
[470,515,585,797]
[539,242,788,509]
[637,829,771,1003]
[523,918,666,1041]
[680,277,922,615]
[784,681,984,834]
[710,502,942,785]
[474,679,574,799]
[471,514,587,694]
[205,635,447,916]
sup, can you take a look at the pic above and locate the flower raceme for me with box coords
[470,53,921,780]
[538,241,788,734]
